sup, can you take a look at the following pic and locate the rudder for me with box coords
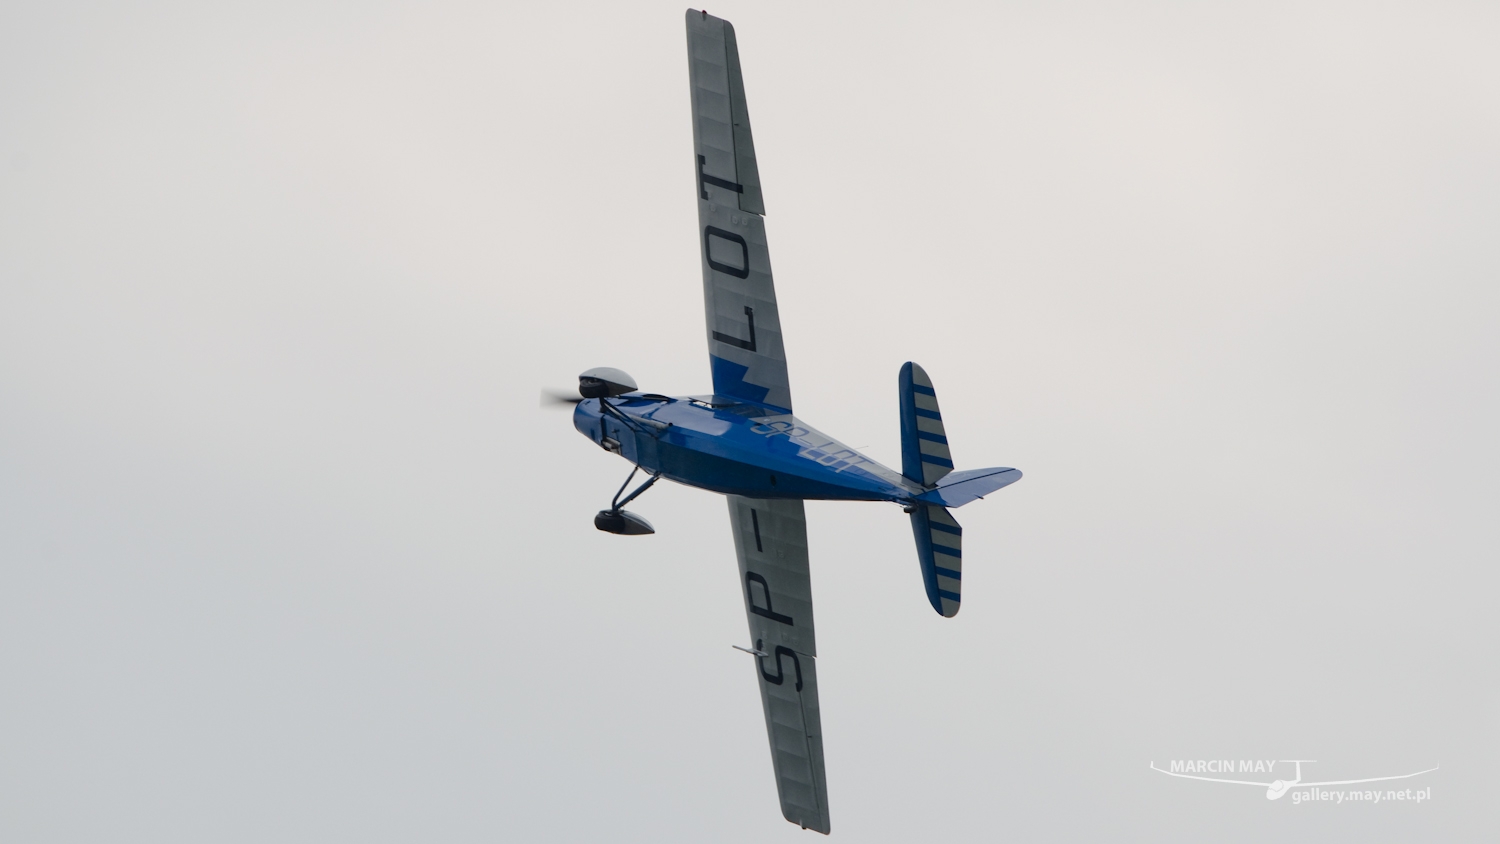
[910,504,962,617]
[899,362,953,487]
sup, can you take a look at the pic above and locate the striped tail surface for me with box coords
[910,504,963,616]
[898,362,953,487]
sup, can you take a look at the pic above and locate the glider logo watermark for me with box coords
[1150,759,1437,803]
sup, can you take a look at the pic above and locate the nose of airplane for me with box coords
[573,398,602,441]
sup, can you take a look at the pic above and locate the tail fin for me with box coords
[910,504,962,616]
[899,361,1023,616]
[898,362,953,487]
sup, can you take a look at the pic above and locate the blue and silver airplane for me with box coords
[549,10,1022,834]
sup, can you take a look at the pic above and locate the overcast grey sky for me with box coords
[2,2,1496,841]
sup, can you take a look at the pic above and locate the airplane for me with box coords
[544,10,1023,834]
[1149,760,1440,800]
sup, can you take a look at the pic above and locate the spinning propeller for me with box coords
[539,388,583,407]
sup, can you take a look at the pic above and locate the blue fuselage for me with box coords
[574,394,924,503]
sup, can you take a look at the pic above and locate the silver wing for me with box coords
[727,496,830,834]
[686,9,792,412]
[688,11,827,832]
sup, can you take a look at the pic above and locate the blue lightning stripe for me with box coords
[934,566,961,580]
[709,355,777,408]
[910,384,936,396]
[914,408,942,420]
[937,589,961,602]
[928,522,961,535]
[916,431,948,444]
[920,455,954,468]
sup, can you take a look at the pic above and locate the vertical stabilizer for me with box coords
[899,362,953,487]
[910,504,963,617]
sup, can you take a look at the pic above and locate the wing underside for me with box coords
[687,10,792,412]
[726,495,830,834]
[692,10,824,833]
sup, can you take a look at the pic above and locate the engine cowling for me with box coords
[578,367,638,399]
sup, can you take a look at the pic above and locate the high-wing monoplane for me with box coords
[548,11,1023,834]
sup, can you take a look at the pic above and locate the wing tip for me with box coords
[785,810,830,835]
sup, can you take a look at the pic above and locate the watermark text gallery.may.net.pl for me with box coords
[1151,759,1437,804]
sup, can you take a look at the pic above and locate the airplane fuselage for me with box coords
[573,393,924,503]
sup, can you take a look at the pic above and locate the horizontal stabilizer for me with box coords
[914,467,1023,508]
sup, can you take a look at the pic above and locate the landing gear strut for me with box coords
[595,466,661,535]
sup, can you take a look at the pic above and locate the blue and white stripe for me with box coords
[910,503,963,617]
[899,362,954,487]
